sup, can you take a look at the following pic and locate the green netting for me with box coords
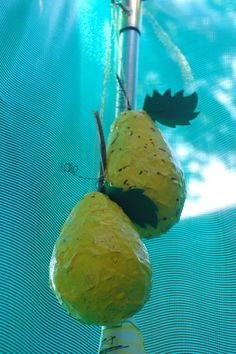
[1,1,236,353]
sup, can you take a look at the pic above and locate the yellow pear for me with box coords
[49,192,152,326]
[104,110,186,238]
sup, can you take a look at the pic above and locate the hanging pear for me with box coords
[49,192,152,326]
[103,90,199,238]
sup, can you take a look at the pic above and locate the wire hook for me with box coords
[111,1,131,16]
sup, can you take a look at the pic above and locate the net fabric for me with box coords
[1,1,236,353]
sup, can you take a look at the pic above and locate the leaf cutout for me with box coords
[143,89,200,128]
[103,183,158,229]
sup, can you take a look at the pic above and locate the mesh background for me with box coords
[1,1,236,353]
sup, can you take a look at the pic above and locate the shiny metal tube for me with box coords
[116,0,142,115]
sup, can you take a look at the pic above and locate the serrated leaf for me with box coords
[103,183,158,229]
[143,89,200,128]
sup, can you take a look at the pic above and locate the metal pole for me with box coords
[98,2,146,353]
[115,0,142,115]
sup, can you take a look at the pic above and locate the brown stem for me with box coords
[93,111,107,192]
[116,74,132,110]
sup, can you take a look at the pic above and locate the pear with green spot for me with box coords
[49,192,152,326]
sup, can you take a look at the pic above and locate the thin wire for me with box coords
[111,1,131,15]
[89,4,114,191]
[143,7,194,84]
[99,10,114,120]
[100,2,127,118]
[116,74,132,110]
[90,3,127,191]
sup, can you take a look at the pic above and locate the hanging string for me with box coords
[68,3,127,190]
[89,2,127,190]
[143,7,194,84]
[99,8,114,120]
[90,3,117,191]
[100,1,128,119]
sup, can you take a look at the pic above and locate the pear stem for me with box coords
[94,111,107,192]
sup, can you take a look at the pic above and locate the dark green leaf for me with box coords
[103,183,158,229]
[143,89,200,128]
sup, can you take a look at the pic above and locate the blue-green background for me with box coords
[1,1,236,353]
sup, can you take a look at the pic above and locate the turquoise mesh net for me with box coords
[1,1,236,353]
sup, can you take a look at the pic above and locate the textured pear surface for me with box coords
[105,110,186,238]
[49,192,152,326]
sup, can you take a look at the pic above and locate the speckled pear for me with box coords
[49,192,152,326]
[104,110,186,238]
